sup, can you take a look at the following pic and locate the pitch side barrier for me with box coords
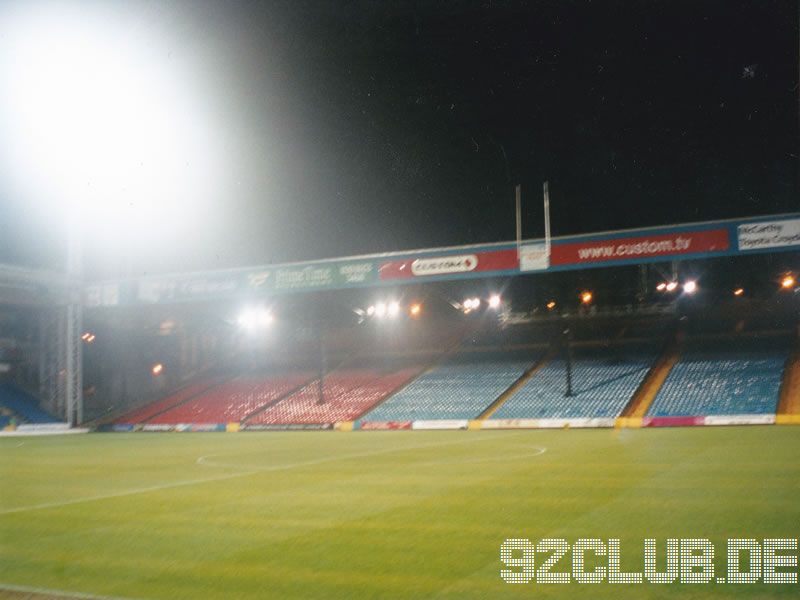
[101,415,790,432]
[84,213,800,307]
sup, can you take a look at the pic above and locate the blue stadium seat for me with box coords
[647,339,788,416]
[492,344,657,419]
[362,350,538,421]
[0,384,58,423]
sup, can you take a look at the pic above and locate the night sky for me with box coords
[1,0,797,278]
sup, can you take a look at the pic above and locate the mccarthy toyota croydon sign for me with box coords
[84,213,800,306]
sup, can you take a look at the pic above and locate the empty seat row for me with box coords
[0,384,57,423]
[147,373,316,424]
[249,366,423,424]
[363,350,538,421]
[648,341,788,416]
[492,345,657,419]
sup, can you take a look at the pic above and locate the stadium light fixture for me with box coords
[488,294,502,309]
[665,281,679,292]
[81,332,95,343]
[409,303,422,317]
[780,275,796,290]
[151,363,164,376]
[388,301,401,318]
[733,287,745,297]
[546,300,557,310]
[580,291,593,305]
[683,280,698,294]
[237,307,273,330]
[374,302,388,318]
[656,282,667,292]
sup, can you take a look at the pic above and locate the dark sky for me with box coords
[1,0,798,278]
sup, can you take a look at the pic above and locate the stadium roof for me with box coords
[84,212,800,308]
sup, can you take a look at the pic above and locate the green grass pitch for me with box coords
[1,427,799,599]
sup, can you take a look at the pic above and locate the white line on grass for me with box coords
[195,432,536,472]
[0,470,255,516]
[1,432,543,516]
[0,581,148,600]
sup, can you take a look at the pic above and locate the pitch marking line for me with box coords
[1,433,545,515]
[0,581,149,600]
[0,470,254,516]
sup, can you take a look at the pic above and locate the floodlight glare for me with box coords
[151,363,164,376]
[781,275,796,290]
[666,281,679,292]
[0,4,226,248]
[656,282,667,291]
[375,302,387,318]
[546,301,557,310]
[580,291,593,305]
[488,294,502,309]
[683,280,697,294]
[366,305,376,316]
[388,301,401,318]
[237,307,273,330]
[409,303,422,317]
[733,287,744,297]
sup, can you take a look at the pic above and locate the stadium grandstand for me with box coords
[1,213,799,434]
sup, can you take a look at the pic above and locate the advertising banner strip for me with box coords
[85,213,800,307]
[703,414,776,426]
[359,421,413,430]
[642,416,705,427]
[737,219,800,252]
[411,420,469,430]
[379,249,518,280]
[549,229,730,267]
[243,423,333,431]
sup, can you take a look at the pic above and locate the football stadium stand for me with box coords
[0,384,57,423]
[114,378,227,424]
[247,362,424,425]
[647,337,790,417]
[491,343,658,419]
[148,372,316,424]
[362,349,539,421]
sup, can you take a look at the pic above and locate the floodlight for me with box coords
[580,291,593,305]
[488,294,502,309]
[733,288,744,297]
[656,282,667,292]
[683,280,697,294]
[781,275,796,290]
[409,303,422,317]
[546,301,557,310]
[375,302,387,318]
[237,307,273,330]
[666,281,679,292]
[0,4,226,250]
[388,301,401,318]
[151,363,164,376]
[366,305,376,316]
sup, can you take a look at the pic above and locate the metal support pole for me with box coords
[564,327,574,397]
[543,181,551,258]
[66,215,83,425]
[316,311,326,405]
[515,184,522,259]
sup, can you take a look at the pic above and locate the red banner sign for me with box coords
[379,249,518,280]
[551,229,729,266]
